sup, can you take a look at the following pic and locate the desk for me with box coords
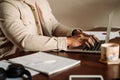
[1,27,120,80]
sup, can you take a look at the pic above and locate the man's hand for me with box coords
[67,29,99,47]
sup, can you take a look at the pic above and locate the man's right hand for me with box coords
[67,30,99,48]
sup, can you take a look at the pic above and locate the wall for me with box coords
[48,0,120,30]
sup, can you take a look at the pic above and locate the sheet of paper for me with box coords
[83,31,119,40]
[9,52,80,75]
[0,60,39,76]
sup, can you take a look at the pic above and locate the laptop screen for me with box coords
[105,10,113,43]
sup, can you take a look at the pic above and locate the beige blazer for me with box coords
[0,0,74,57]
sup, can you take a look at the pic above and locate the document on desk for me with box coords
[0,60,39,76]
[83,31,119,40]
[8,52,80,75]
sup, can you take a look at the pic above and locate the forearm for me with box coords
[20,35,67,51]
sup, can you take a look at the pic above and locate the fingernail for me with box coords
[92,43,94,46]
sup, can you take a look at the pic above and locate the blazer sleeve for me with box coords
[52,23,74,37]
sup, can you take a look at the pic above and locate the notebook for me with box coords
[69,75,104,80]
[8,52,80,75]
[65,11,118,53]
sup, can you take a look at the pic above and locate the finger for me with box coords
[82,33,99,43]
[87,37,94,46]
[82,33,90,37]
[79,37,84,42]
[91,35,99,42]
[79,38,85,45]
[85,41,91,48]
[83,39,91,47]
[90,36,95,44]
[80,36,94,47]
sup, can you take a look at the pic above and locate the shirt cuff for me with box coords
[57,37,67,50]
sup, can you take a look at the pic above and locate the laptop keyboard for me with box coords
[82,40,105,52]
[65,40,105,53]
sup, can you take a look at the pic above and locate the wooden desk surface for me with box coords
[1,27,120,80]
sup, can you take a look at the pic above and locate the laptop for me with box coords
[64,11,115,54]
[69,75,104,80]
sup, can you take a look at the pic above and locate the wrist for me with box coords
[67,37,72,46]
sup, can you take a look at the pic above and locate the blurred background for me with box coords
[48,0,120,30]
